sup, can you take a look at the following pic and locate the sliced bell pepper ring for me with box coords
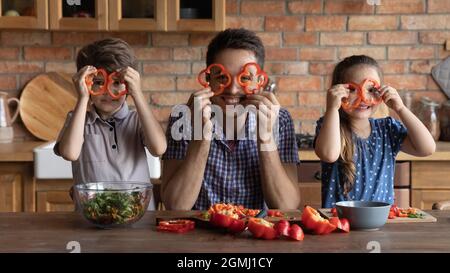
[247,218,278,240]
[85,68,108,96]
[288,224,305,241]
[106,71,128,99]
[197,63,232,96]
[329,217,350,233]
[237,62,268,95]
[157,219,195,233]
[301,206,336,235]
[361,78,382,105]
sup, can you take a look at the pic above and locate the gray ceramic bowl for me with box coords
[335,201,391,230]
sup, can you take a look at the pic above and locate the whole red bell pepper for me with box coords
[247,218,278,240]
[329,217,350,233]
[301,206,336,235]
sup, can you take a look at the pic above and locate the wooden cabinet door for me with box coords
[412,190,450,210]
[0,0,48,29]
[36,179,74,212]
[36,191,74,212]
[49,0,108,30]
[109,0,166,31]
[412,161,450,189]
[0,163,34,212]
[298,162,322,209]
[167,0,225,31]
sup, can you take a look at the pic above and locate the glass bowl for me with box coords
[73,182,152,229]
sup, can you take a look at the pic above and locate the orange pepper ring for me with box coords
[361,78,382,105]
[197,63,232,96]
[106,71,128,99]
[341,82,361,110]
[85,68,108,96]
[237,62,268,95]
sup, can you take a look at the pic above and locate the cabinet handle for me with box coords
[314,171,322,181]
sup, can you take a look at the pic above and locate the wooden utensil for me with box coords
[318,208,437,223]
[19,72,77,141]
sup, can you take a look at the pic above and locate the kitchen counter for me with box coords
[2,141,450,162]
[0,141,46,162]
[299,141,450,161]
[0,211,449,253]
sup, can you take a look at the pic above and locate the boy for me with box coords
[161,28,300,210]
[54,38,166,192]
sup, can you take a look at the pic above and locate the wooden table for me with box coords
[1,211,449,253]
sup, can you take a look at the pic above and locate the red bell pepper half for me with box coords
[157,219,195,233]
[329,217,350,233]
[301,206,336,235]
[209,212,246,234]
[247,218,278,240]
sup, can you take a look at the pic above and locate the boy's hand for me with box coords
[380,85,405,113]
[121,67,142,98]
[326,84,350,111]
[72,65,96,100]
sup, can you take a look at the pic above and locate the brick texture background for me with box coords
[1,0,449,141]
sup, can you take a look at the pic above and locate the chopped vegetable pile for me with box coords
[389,205,425,219]
[81,191,146,226]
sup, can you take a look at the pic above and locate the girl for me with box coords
[314,55,435,208]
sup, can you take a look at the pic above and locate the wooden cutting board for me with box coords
[318,208,437,223]
[19,72,77,141]
[155,210,302,226]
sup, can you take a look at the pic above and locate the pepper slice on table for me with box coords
[301,206,336,235]
[157,219,195,233]
[247,218,278,240]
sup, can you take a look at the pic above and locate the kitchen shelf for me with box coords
[49,0,108,31]
[167,0,225,31]
[109,0,167,31]
[0,0,48,29]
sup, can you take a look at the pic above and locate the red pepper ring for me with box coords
[157,219,195,233]
[85,68,108,96]
[106,71,128,99]
[197,63,232,96]
[361,78,382,105]
[237,62,268,95]
[341,82,361,110]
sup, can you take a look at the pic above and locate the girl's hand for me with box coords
[72,65,96,99]
[120,67,142,98]
[380,85,405,113]
[326,84,350,111]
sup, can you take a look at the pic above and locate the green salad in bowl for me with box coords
[73,182,152,228]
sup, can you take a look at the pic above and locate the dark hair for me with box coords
[76,38,137,72]
[331,55,382,197]
[206,28,265,67]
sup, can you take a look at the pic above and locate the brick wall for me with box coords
[1,0,449,141]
